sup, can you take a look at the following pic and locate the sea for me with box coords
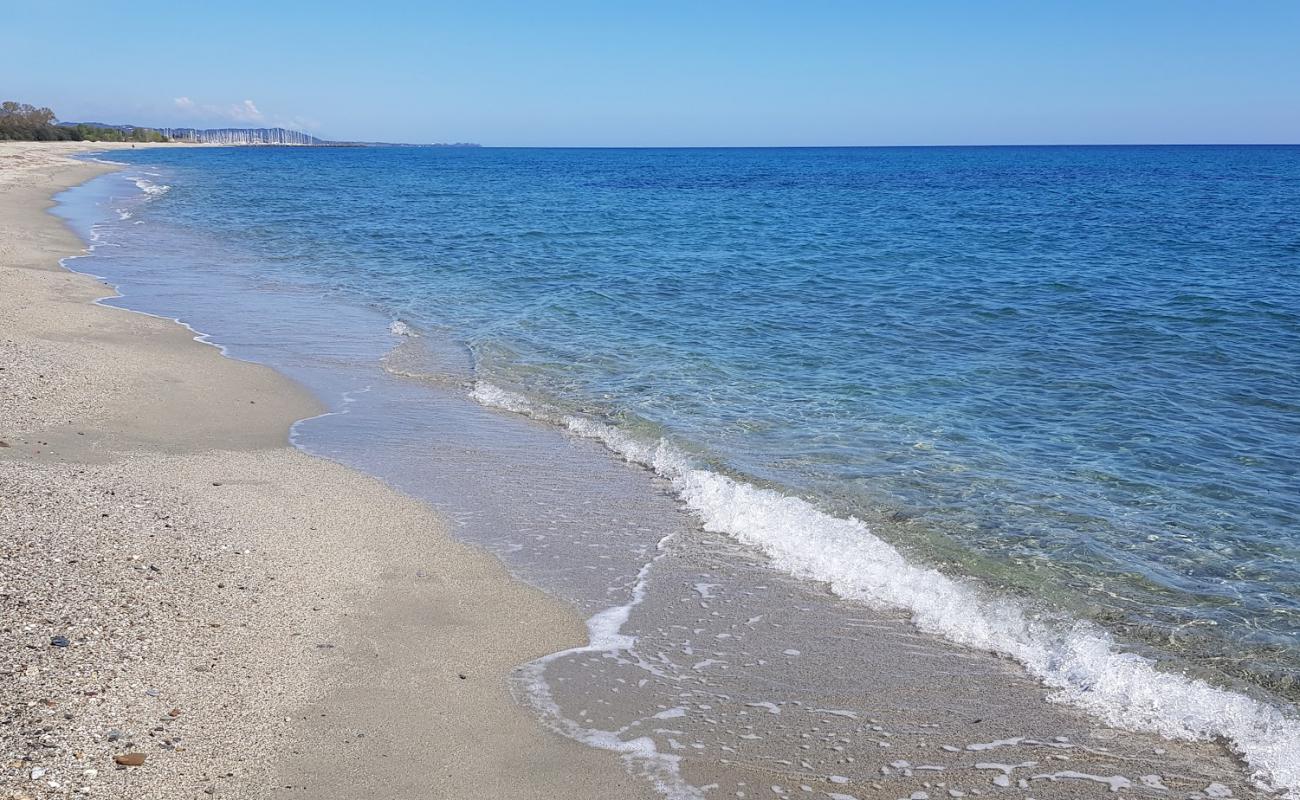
[55,145,1300,798]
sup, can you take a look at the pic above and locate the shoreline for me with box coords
[5,142,1293,800]
[0,142,650,798]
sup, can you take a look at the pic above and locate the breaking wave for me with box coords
[133,177,171,198]
[470,380,1300,797]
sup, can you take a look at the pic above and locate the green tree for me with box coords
[0,100,167,143]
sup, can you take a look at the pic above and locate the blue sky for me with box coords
[5,1,1299,146]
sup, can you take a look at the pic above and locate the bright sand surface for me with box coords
[0,142,651,799]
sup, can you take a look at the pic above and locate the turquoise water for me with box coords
[86,146,1299,703]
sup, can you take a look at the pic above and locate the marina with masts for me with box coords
[160,127,322,145]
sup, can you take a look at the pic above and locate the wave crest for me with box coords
[472,380,1300,796]
[133,177,171,198]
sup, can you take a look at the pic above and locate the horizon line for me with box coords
[459,142,1300,148]
[316,141,1300,150]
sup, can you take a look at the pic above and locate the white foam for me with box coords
[747,702,782,715]
[470,381,537,415]
[692,582,719,599]
[289,386,373,447]
[1030,771,1132,793]
[966,736,1085,753]
[811,709,858,719]
[514,531,704,799]
[132,177,171,198]
[471,381,1300,798]
[388,319,418,337]
[59,247,233,360]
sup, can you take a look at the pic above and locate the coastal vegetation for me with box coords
[0,100,167,142]
[1,102,477,146]
[67,123,169,143]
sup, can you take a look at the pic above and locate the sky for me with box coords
[5,1,1299,146]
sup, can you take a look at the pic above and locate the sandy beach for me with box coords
[0,142,650,799]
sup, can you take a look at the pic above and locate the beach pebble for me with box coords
[113,752,146,767]
[50,635,69,647]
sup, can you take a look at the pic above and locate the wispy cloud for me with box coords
[170,96,308,129]
[229,99,263,122]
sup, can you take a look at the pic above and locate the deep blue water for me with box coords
[94,145,1300,698]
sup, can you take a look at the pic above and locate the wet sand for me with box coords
[0,142,650,798]
[296,346,1281,800]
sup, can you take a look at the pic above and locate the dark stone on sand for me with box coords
[114,753,146,767]
[50,635,69,647]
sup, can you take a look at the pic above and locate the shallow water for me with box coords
[77,146,1300,697]
[53,147,1300,796]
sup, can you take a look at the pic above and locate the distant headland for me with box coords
[0,100,478,147]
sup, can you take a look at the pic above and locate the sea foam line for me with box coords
[57,224,230,359]
[513,531,705,800]
[471,380,1300,798]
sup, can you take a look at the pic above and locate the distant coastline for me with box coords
[131,126,481,148]
[1,98,478,147]
[154,126,480,147]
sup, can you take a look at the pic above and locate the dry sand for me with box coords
[0,142,650,799]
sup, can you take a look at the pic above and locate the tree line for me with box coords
[0,101,168,142]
